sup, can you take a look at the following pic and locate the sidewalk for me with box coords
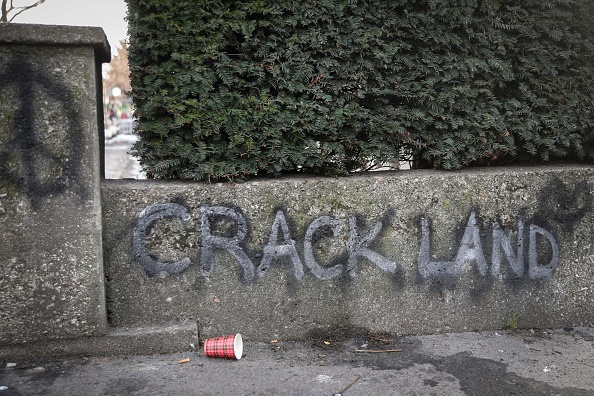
[104,136,145,180]
[1,328,593,395]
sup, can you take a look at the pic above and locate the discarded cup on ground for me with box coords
[204,334,243,360]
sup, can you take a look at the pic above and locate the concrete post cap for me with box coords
[0,23,111,62]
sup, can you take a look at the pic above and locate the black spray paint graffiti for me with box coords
[132,203,193,277]
[134,203,398,281]
[419,213,559,281]
[257,210,305,281]
[534,177,593,234]
[200,205,255,281]
[133,203,560,283]
[0,57,88,209]
[303,216,343,281]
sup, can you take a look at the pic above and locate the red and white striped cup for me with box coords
[203,334,243,360]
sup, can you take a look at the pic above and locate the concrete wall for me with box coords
[0,24,593,353]
[102,166,594,341]
[0,24,110,345]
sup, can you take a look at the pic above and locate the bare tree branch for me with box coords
[9,0,46,22]
[1,0,8,23]
[1,0,46,23]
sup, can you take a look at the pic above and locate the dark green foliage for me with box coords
[126,0,594,180]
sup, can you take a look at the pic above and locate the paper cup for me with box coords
[204,334,243,360]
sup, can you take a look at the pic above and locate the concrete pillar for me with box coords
[0,24,110,344]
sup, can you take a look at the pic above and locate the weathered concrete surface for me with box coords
[0,25,110,344]
[102,165,594,341]
[0,323,197,361]
[0,24,110,57]
[1,328,593,395]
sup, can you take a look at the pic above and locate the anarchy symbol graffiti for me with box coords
[0,56,88,209]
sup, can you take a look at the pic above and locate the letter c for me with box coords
[132,203,193,277]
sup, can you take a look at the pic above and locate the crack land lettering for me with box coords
[132,203,559,283]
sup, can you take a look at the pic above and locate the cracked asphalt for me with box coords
[1,327,593,395]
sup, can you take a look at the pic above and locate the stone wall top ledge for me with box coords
[102,164,594,188]
[0,23,110,62]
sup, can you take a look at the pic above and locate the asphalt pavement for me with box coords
[1,327,593,395]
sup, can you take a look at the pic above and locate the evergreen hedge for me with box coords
[126,0,594,180]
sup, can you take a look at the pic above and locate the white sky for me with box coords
[12,0,128,56]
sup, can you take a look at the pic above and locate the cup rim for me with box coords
[234,333,243,360]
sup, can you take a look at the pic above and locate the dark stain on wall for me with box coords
[533,177,592,234]
[0,57,87,209]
